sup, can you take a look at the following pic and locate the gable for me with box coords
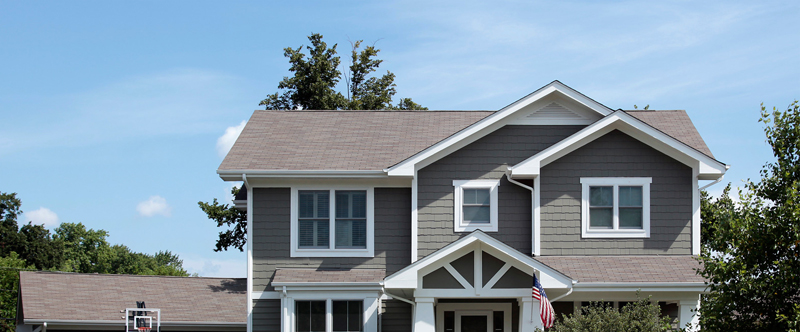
[510,98,601,126]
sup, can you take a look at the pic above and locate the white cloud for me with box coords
[180,254,247,278]
[216,120,247,158]
[136,196,172,217]
[23,207,60,228]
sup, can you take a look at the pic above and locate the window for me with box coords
[295,300,363,332]
[291,188,374,257]
[453,180,499,232]
[581,178,650,238]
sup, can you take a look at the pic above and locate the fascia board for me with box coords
[23,319,246,328]
[510,112,727,177]
[573,282,708,293]
[387,82,614,177]
[270,282,382,287]
[218,169,389,181]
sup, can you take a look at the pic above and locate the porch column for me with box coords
[519,297,543,332]
[414,297,436,332]
[679,296,700,332]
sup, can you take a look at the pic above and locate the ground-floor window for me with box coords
[295,300,364,332]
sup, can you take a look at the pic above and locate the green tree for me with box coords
[198,186,246,252]
[259,33,426,111]
[552,296,673,332]
[698,101,800,331]
[0,252,32,332]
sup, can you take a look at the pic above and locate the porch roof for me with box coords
[534,256,706,283]
[272,268,386,284]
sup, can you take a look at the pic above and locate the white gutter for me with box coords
[699,175,724,191]
[218,170,389,180]
[550,280,577,302]
[381,286,416,332]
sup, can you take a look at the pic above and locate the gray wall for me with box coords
[539,130,693,255]
[417,125,585,258]
[253,299,281,332]
[381,300,413,332]
[252,188,412,291]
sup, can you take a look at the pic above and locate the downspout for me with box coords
[242,174,252,332]
[381,287,416,332]
[42,322,47,332]
[550,280,577,302]
[504,170,537,255]
[699,175,724,191]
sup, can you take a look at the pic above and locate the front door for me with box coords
[437,303,511,332]
[456,311,491,332]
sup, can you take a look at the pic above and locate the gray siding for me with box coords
[540,130,693,255]
[417,125,585,258]
[381,300,412,332]
[253,299,281,332]
[252,188,412,291]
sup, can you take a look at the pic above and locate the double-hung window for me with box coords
[295,300,364,332]
[291,188,374,257]
[453,180,499,232]
[580,178,651,238]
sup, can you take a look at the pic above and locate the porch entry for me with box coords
[436,303,513,332]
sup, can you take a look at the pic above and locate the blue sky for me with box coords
[1,1,798,277]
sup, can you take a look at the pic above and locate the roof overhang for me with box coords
[572,282,709,293]
[218,170,389,182]
[21,319,245,331]
[508,110,728,180]
[383,230,575,290]
[386,81,614,177]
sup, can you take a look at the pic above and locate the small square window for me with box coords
[453,180,500,232]
[581,178,651,238]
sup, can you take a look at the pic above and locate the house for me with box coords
[217,81,727,332]
[15,271,247,332]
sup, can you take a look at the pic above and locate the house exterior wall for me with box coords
[381,300,413,332]
[416,125,585,258]
[252,188,412,291]
[253,299,281,332]
[539,129,694,255]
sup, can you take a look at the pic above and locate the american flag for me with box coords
[532,274,555,328]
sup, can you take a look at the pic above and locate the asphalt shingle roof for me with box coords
[534,256,706,283]
[272,268,386,284]
[625,110,714,158]
[19,271,245,323]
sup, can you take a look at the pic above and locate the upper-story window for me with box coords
[291,187,374,257]
[580,177,651,238]
[453,180,499,232]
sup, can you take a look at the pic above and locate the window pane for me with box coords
[463,206,490,223]
[589,208,613,228]
[299,192,315,218]
[589,186,613,207]
[299,191,329,218]
[619,207,643,229]
[310,301,326,332]
[335,220,366,249]
[332,301,362,332]
[464,189,490,205]
[299,220,329,248]
[619,186,642,207]
[296,301,325,332]
[332,301,347,332]
[317,192,329,218]
[336,191,366,218]
[493,311,504,332]
[444,311,455,332]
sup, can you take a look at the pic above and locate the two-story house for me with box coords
[218,81,727,332]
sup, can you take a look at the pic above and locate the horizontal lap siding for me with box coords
[540,130,693,255]
[417,125,585,259]
[252,188,411,291]
[381,300,413,332]
[253,299,281,332]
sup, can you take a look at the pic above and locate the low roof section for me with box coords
[18,271,246,331]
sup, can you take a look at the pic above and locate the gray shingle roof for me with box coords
[272,268,386,284]
[19,271,245,323]
[219,110,494,171]
[534,256,706,283]
[625,110,714,158]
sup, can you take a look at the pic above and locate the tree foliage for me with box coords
[551,296,673,332]
[198,186,247,252]
[259,33,426,111]
[698,101,800,331]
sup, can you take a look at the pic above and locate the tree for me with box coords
[0,253,32,331]
[697,101,800,330]
[551,295,673,332]
[259,33,426,111]
[198,186,246,252]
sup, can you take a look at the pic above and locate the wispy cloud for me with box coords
[216,120,246,158]
[180,254,246,278]
[23,207,60,228]
[137,196,171,217]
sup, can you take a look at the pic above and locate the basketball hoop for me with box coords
[137,327,151,332]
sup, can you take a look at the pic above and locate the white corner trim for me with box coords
[289,187,375,258]
[245,177,253,332]
[386,81,613,177]
[509,111,727,179]
[534,176,541,256]
[692,167,701,255]
[411,169,418,262]
[452,180,500,233]
[580,177,651,239]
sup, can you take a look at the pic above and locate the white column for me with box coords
[414,298,436,332]
[519,297,543,332]
[326,299,333,332]
[364,297,379,332]
[679,297,700,332]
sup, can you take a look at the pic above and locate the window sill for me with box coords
[454,224,498,233]
[290,248,374,258]
[581,229,649,238]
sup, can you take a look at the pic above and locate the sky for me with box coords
[1,0,798,277]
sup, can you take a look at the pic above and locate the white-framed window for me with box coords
[295,300,364,332]
[290,187,374,257]
[453,180,500,232]
[580,177,651,238]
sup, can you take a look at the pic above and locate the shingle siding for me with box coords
[417,125,585,258]
[252,188,411,291]
[381,300,413,332]
[252,299,281,332]
[540,130,693,255]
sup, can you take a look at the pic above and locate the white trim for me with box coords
[289,187,375,258]
[580,177,651,238]
[387,81,613,177]
[245,177,253,332]
[455,311,492,332]
[692,167,701,255]
[533,176,541,256]
[510,100,599,126]
[218,170,389,181]
[253,291,282,300]
[282,292,381,332]
[509,111,727,179]
[572,282,708,293]
[453,180,500,232]
[412,169,419,262]
[436,303,512,332]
